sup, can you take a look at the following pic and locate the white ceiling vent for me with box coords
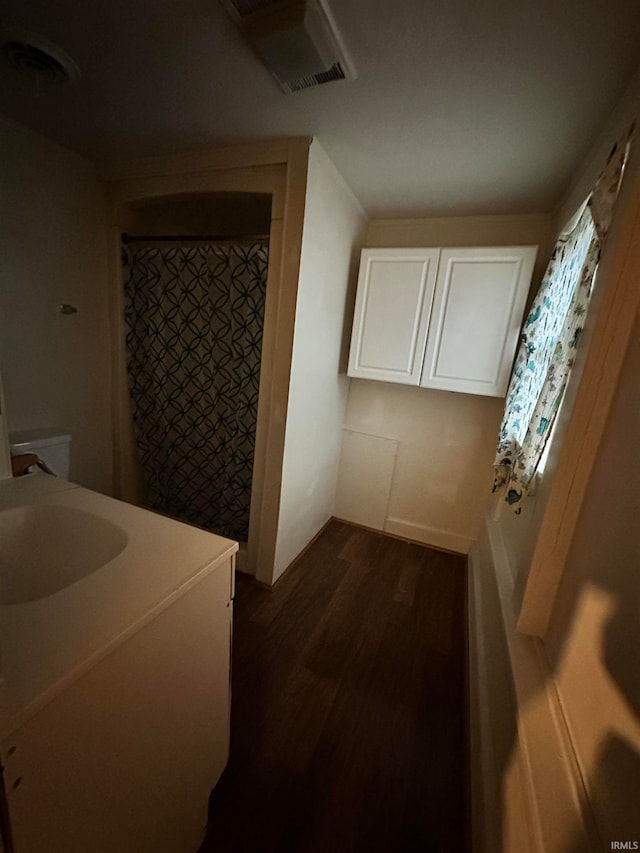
[0,28,80,85]
[221,0,355,93]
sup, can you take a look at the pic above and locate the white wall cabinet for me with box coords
[347,249,440,385]
[348,246,537,397]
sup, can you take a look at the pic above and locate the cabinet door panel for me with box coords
[421,247,537,396]
[348,249,439,384]
[1,565,232,853]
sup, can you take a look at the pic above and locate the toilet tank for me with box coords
[9,428,72,479]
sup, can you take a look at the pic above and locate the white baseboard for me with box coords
[468,513,600,853]
[384,516,473,554]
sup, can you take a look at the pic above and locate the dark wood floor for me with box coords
[200,520,468,852]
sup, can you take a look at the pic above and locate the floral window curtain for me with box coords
[493,128,633,512]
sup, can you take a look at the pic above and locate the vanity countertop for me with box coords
[0,475,238,741]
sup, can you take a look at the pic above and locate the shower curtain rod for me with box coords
[121,233,270,245]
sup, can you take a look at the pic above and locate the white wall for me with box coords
[0,116,112,493]
[273,140,367,581]
[335,213,551,554]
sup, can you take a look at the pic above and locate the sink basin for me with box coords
[0,504,129,605]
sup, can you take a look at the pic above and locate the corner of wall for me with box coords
[272,141,368,583]
[308,138,368,221]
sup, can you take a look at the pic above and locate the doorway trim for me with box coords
[102,137,311,585]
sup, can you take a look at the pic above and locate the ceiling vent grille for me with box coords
[221,0,355,93]
[283,60,345,93]
[0,28,80,84]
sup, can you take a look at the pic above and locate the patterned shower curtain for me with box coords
[123,241,268,541]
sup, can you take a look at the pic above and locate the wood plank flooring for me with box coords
[200,520,468,852]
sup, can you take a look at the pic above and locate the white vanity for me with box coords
[0,474,237,853]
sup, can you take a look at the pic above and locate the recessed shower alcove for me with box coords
[118,192,272,570]
[104,139,310,584]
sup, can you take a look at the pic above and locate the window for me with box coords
[493,129,632,513]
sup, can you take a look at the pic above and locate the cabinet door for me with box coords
[1,563,232,853]
[348,248,440,385]
[420,246,537,397]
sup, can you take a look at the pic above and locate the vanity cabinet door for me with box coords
[420,246,537,397]
[1,560,233,853]
[347,248,440,385]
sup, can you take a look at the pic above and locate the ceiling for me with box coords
[0,0,639,217]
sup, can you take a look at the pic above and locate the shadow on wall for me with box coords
[486,578,640,852]
[489,320,640,851]
[541,318,640,847]
[573,735,640,853]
